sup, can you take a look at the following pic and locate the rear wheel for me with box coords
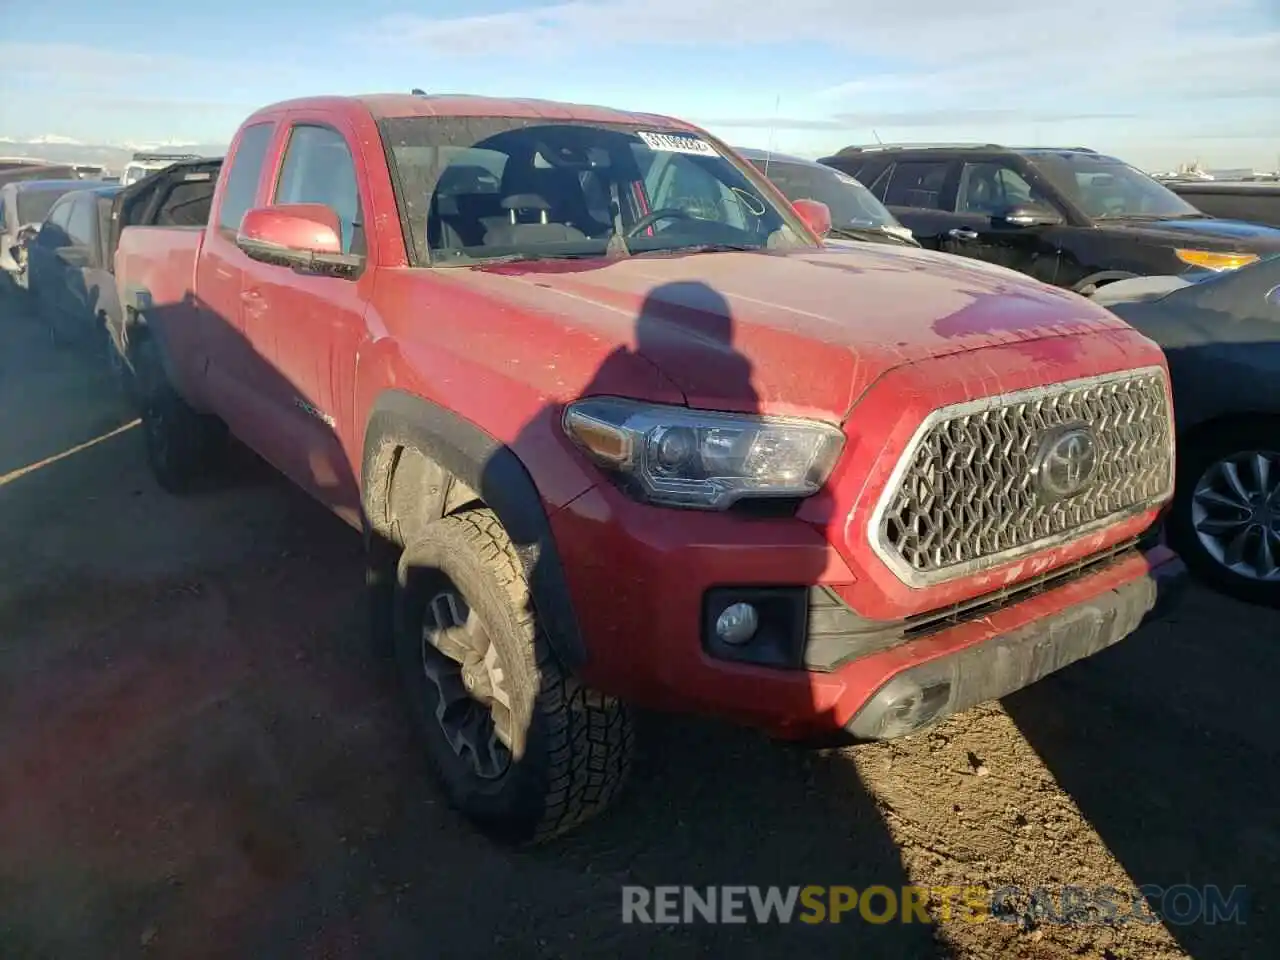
[136,338,227,493]
[393,508,633,844]
[1167,422,1280,607]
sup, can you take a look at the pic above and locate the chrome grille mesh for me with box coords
[872,368,1174,585]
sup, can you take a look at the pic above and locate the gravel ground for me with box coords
[0,289,1275,960]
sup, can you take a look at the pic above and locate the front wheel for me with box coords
[394,508,633,844]
[1167,422,1280,607]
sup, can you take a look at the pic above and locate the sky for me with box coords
[1,0,1277,170]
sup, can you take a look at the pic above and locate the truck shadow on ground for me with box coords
[1003,583,1280,960]
[0,284,947,959]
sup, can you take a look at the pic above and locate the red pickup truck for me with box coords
[111,93,1186,845]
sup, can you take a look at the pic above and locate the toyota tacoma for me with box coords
[111,93,1186,845]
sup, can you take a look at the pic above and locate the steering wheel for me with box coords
[626,207,696,238]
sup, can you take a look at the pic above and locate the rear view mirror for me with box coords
[994,203,1063,229]
[792,198,832,238]
[236,204,362,275]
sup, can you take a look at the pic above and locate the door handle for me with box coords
[947,227,980,242]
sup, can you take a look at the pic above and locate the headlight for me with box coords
[562,397,845,509]
[1174,248,1259,272]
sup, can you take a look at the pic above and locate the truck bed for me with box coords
[114,225,204,317]
[109,156,222,323]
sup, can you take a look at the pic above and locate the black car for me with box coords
[1163,179,1280,230]
[1091,255,1280,605]
[734,147,920,248]
[26,183,123,351]
[818,143,1280,295]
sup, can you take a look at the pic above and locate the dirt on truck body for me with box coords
[110,92,1185,845]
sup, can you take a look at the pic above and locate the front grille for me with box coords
[870,367,1174,586]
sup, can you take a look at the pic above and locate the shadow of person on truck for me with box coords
[394,278,945,957]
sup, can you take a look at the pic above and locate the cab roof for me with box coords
[245,93,699,133]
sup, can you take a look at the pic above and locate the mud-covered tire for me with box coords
[137,338,227,494]
[394,508,633,845]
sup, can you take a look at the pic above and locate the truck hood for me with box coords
[1102,216,1280,251]
[444,245,1133,418]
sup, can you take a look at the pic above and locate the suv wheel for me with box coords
[137,338,227,493]
[394,508,633,844]
[1168,423,1280,607]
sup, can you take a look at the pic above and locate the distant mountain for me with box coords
[0,137,228,173]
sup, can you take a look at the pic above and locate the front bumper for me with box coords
[553,481,1186,741]
[844,544,1186,740]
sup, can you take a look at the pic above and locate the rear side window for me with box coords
[218,122,274,233]
[882,161,952,210]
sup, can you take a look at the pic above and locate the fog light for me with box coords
[876,680,953,739]
[715,602,759,645]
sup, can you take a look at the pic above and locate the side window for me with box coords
[881,161,952,210]
[0,195,7,232]
[39,198,73,246]
[49,199,72,229]
[957,162,1052,214]
[275,124,364,255]
[217,122,274,234]
[66,197,94,246]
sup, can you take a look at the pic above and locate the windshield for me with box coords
[1028,153,1202,220]
[747,157,900,230]
[379,117,812,265]
[16,186,78,226]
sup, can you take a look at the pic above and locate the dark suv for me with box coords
[819,144,1280,294]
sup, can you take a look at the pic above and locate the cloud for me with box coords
[691,117,850,130]
[699,109,1139,131]
[372,0,1279,126]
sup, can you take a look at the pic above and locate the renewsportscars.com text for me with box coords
[621,884,1248,926]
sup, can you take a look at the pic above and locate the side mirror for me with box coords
[993,203,1063,229]
[792,198,832,238]
[236,204,361,274]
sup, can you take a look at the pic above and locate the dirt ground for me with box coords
[0,289,1276,960]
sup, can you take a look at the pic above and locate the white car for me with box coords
[120,152,203,187]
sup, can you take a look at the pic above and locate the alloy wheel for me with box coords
[419,588,514,780]
[1191,449,1280,582]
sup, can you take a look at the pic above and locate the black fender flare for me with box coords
[361,389,587,669]
[1071,270,1141,294]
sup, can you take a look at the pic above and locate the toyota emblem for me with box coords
[1032,424,1099,502]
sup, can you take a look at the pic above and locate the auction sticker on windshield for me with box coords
[638,131,718,156]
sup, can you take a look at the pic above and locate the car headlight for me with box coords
[562,397,845,510]
[1174,248,1259,272]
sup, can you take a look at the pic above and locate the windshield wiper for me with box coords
[636,242,761,256]
[439,252,600,267]
[1094,213,1206,222]
[828,225,914,245]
